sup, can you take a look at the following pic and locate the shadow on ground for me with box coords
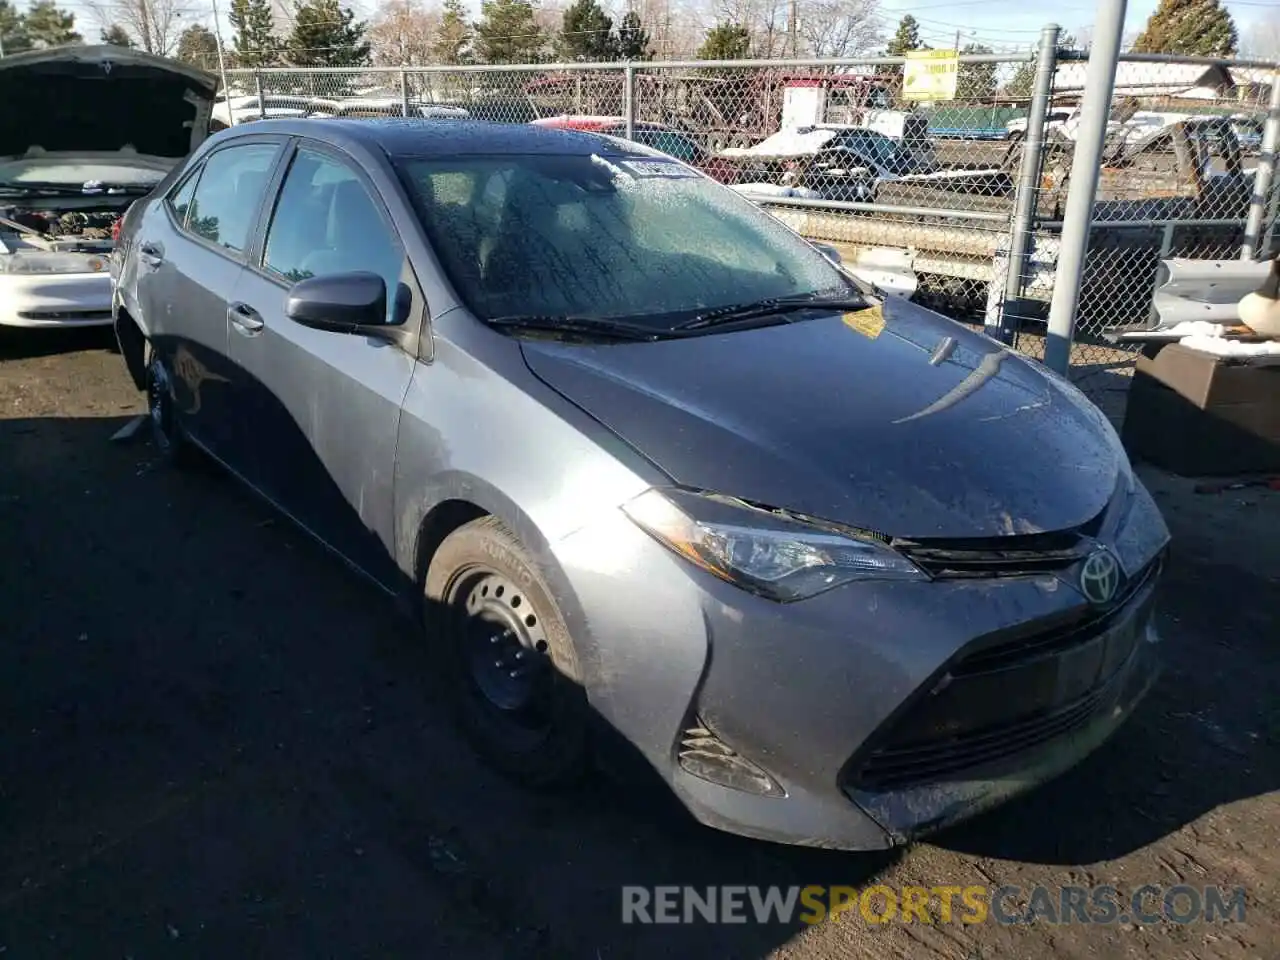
[0,413,897,959]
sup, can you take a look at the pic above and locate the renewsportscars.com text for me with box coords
[621,884,1248,926]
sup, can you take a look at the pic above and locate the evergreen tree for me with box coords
[615,10,649,60]
[431,0,471,63]
[557,0,616,61]
[287,0,370,66]
[697,22,749,59]
[24,0,79,47]
[1131,0,1236,57]
[956,42,996,100]
[885,14,920,56]
[228,0,280,66]
[100,23,133,46]
[0,0,30,52]
[473,0,543,64]
[177,23,219,69]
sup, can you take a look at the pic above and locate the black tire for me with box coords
[145,346,195,468]
[425,516,588,787]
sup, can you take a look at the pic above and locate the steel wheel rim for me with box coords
[449,567,553,725]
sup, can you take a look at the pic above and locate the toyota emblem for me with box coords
[1079,548,1121,606]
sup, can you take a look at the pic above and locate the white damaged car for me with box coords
[0,45,217,328]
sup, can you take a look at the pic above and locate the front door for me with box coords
[227,142,419,588]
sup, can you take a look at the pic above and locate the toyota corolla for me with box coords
[112,118,1169,850]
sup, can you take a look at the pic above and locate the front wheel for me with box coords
[425,516,589,786]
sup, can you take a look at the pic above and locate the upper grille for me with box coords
[894,504,1110,579]
[954,554,1162,676]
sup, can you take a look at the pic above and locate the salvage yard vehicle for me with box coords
[0,45,218,327]
[531,115,741,182]
[113,118,1169,851]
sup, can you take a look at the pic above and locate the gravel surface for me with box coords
[2,327,1277,959]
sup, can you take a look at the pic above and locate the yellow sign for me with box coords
[843,304,885,339]
[903,49,960,101]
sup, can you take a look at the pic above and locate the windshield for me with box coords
[397,153,857,327]
[837,132,902,170]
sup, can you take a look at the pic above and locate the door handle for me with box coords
[228,302,264,334]
[138,242,164,267]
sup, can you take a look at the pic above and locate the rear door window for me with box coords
[183,142,280,253]
[166,166,202,227]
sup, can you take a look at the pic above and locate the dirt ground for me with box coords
[1,327,1278,959]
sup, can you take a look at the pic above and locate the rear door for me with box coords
[226,140,422,587]
[135,136,285,461]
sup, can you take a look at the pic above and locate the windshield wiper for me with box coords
[486,314,664,342]
[676,293,868,331]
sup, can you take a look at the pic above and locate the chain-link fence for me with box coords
[219,43,1280,410]
[1042,53,1280,409]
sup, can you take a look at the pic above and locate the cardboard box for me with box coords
[1121,342,1280,476]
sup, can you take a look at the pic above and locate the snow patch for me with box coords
[730,183,825,199]
[722,127,839,158]
[1180,335,1280,356]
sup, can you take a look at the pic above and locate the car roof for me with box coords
[217,117,659,158]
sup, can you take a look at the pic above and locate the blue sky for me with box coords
[54,0,1278,57]
[876,0,1275,53]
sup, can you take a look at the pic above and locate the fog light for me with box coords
[678,721,784,798]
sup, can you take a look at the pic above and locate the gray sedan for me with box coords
[113,119,1169,850]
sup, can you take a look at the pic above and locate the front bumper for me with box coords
[555,511,1164,851]
[0,272,113,327]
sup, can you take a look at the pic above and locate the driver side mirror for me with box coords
[286,271,399,334]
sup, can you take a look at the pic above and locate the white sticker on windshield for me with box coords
[614,159,701,180]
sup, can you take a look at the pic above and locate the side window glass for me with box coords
[184,142,279,252]
[167,166,201,227]
[262,147,405,322]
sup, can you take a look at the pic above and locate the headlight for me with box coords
[622,488,926,602]
[0,252,109,275]
[1111,476,1170,577]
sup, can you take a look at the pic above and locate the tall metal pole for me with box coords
[210,0,233,121]
[995,24,1060,344]
[1043,0,1127,376]
[1242,68,1280,260]
[623,62,635,140]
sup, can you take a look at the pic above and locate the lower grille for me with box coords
[853,685,1108,791]
[844,555,1160,793]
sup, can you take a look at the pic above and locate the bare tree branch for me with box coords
[86,0,198,55]
[368,0,440,65]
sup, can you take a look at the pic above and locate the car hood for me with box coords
[520,298,1125,539]
[0,45,218,161]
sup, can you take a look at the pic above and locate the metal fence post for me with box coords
[623,62,635,141]
[253,71,266,120]
[1043,0,1127,376]
[401,67,412,118]
[996,23,1060,344]
[1242,68,1280,260]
